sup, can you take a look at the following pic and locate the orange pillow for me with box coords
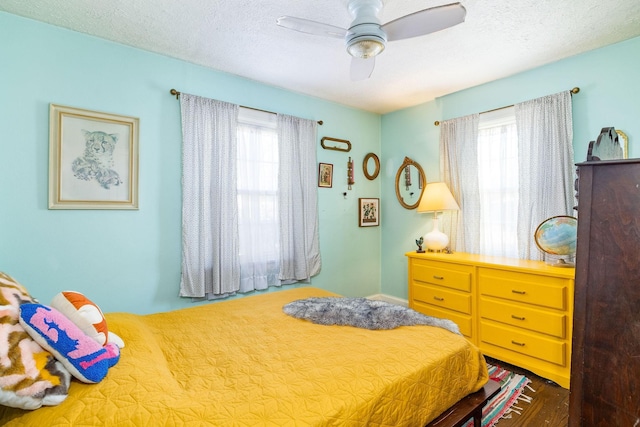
[50,291,124,348]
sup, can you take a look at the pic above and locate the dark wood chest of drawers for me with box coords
[569,160,640,425]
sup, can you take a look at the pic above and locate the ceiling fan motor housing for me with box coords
[345,0,387,58]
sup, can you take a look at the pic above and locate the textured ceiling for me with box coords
[2,0,640,114]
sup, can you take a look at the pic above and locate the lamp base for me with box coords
[424,217,449,251]
[424,230,449,251]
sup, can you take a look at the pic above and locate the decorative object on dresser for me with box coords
[415,236,425,253]
[586,127,624,161]
[574,127,629,212]
[616,129,629,158]
[533,215,578,267]
[406,251,575,389]
[417,182,460,252]
[569,160,640,426]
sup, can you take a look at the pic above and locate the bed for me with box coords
[0,286,489,426]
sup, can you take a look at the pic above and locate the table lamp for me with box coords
[417,182,460,251]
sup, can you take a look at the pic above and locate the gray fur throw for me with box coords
[283,297,460,334]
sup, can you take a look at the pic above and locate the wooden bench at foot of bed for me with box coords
[426,379,501,427]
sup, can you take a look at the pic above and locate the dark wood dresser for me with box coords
[569,159,640,426]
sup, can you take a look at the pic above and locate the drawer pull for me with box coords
[433,296,445,301]
[511,289,526,295]
[433,275,444,280]
[511,315,526,321]
[511,340,526,347]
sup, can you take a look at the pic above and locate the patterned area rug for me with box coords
[463,364,535,427]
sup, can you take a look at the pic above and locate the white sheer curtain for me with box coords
[515,91,574,260]
[477,108,519,258]
[277,114,321,281]
[179,93,240,298]
[440,114,480,253]
[237,108,280,292]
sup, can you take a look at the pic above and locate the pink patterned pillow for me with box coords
[19,303,120,384]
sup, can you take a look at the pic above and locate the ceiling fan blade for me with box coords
[382,2,466,42]
[276,16,347,39]
[350,57,376,81]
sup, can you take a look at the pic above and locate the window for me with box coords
[477,107,518,258]
[179,94,320,299]
[440,91,574,261]
[236,108,280,290]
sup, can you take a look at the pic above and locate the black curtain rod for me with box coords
[169,89,323,126]
[433,87,580,126]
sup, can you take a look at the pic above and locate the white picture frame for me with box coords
[48,104,139,209]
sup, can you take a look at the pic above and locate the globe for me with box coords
[534,216,578,256]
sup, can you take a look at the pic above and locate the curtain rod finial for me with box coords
[434,121,440,126]
[571,87,580,94]
[170,88,180,99]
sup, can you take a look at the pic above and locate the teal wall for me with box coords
[380,36,640,300]
[0,12,381,314]
[3,11,639,312]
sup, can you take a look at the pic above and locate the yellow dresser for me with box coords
[406,251,574,389]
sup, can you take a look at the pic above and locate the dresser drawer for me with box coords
[412,282,471,314]
[479,297,566,338]
[412,259,472,292]
[480,321,566,366]
[412,300,472,337]
[478,268,567,310]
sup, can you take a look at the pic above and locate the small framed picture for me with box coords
[48,104,139,209]
[318,163,333,188]
[358,198,380,227]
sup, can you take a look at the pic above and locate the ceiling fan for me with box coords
[276,0,467,81]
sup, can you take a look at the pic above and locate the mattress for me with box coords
[0,287,488,426]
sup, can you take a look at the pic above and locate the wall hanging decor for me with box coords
[48,104,139,209]
[347,157,355,190]
[358,198,379,227]
[363,153,380,180]
[318,163,333,188]
[394,157,426,210]
[321,136,351,152]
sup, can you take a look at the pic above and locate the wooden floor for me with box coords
[485,357,569,427]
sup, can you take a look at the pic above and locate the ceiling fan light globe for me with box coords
[346,36,385,58]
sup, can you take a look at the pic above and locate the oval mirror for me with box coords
[395,157,426,209]
[363,153,380,180]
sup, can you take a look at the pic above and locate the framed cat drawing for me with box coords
[48,104,139,209]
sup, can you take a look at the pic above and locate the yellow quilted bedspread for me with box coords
[0,287,488,426]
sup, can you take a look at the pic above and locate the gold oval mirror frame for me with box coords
[395,157,426,210]
[363,153,380,180]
